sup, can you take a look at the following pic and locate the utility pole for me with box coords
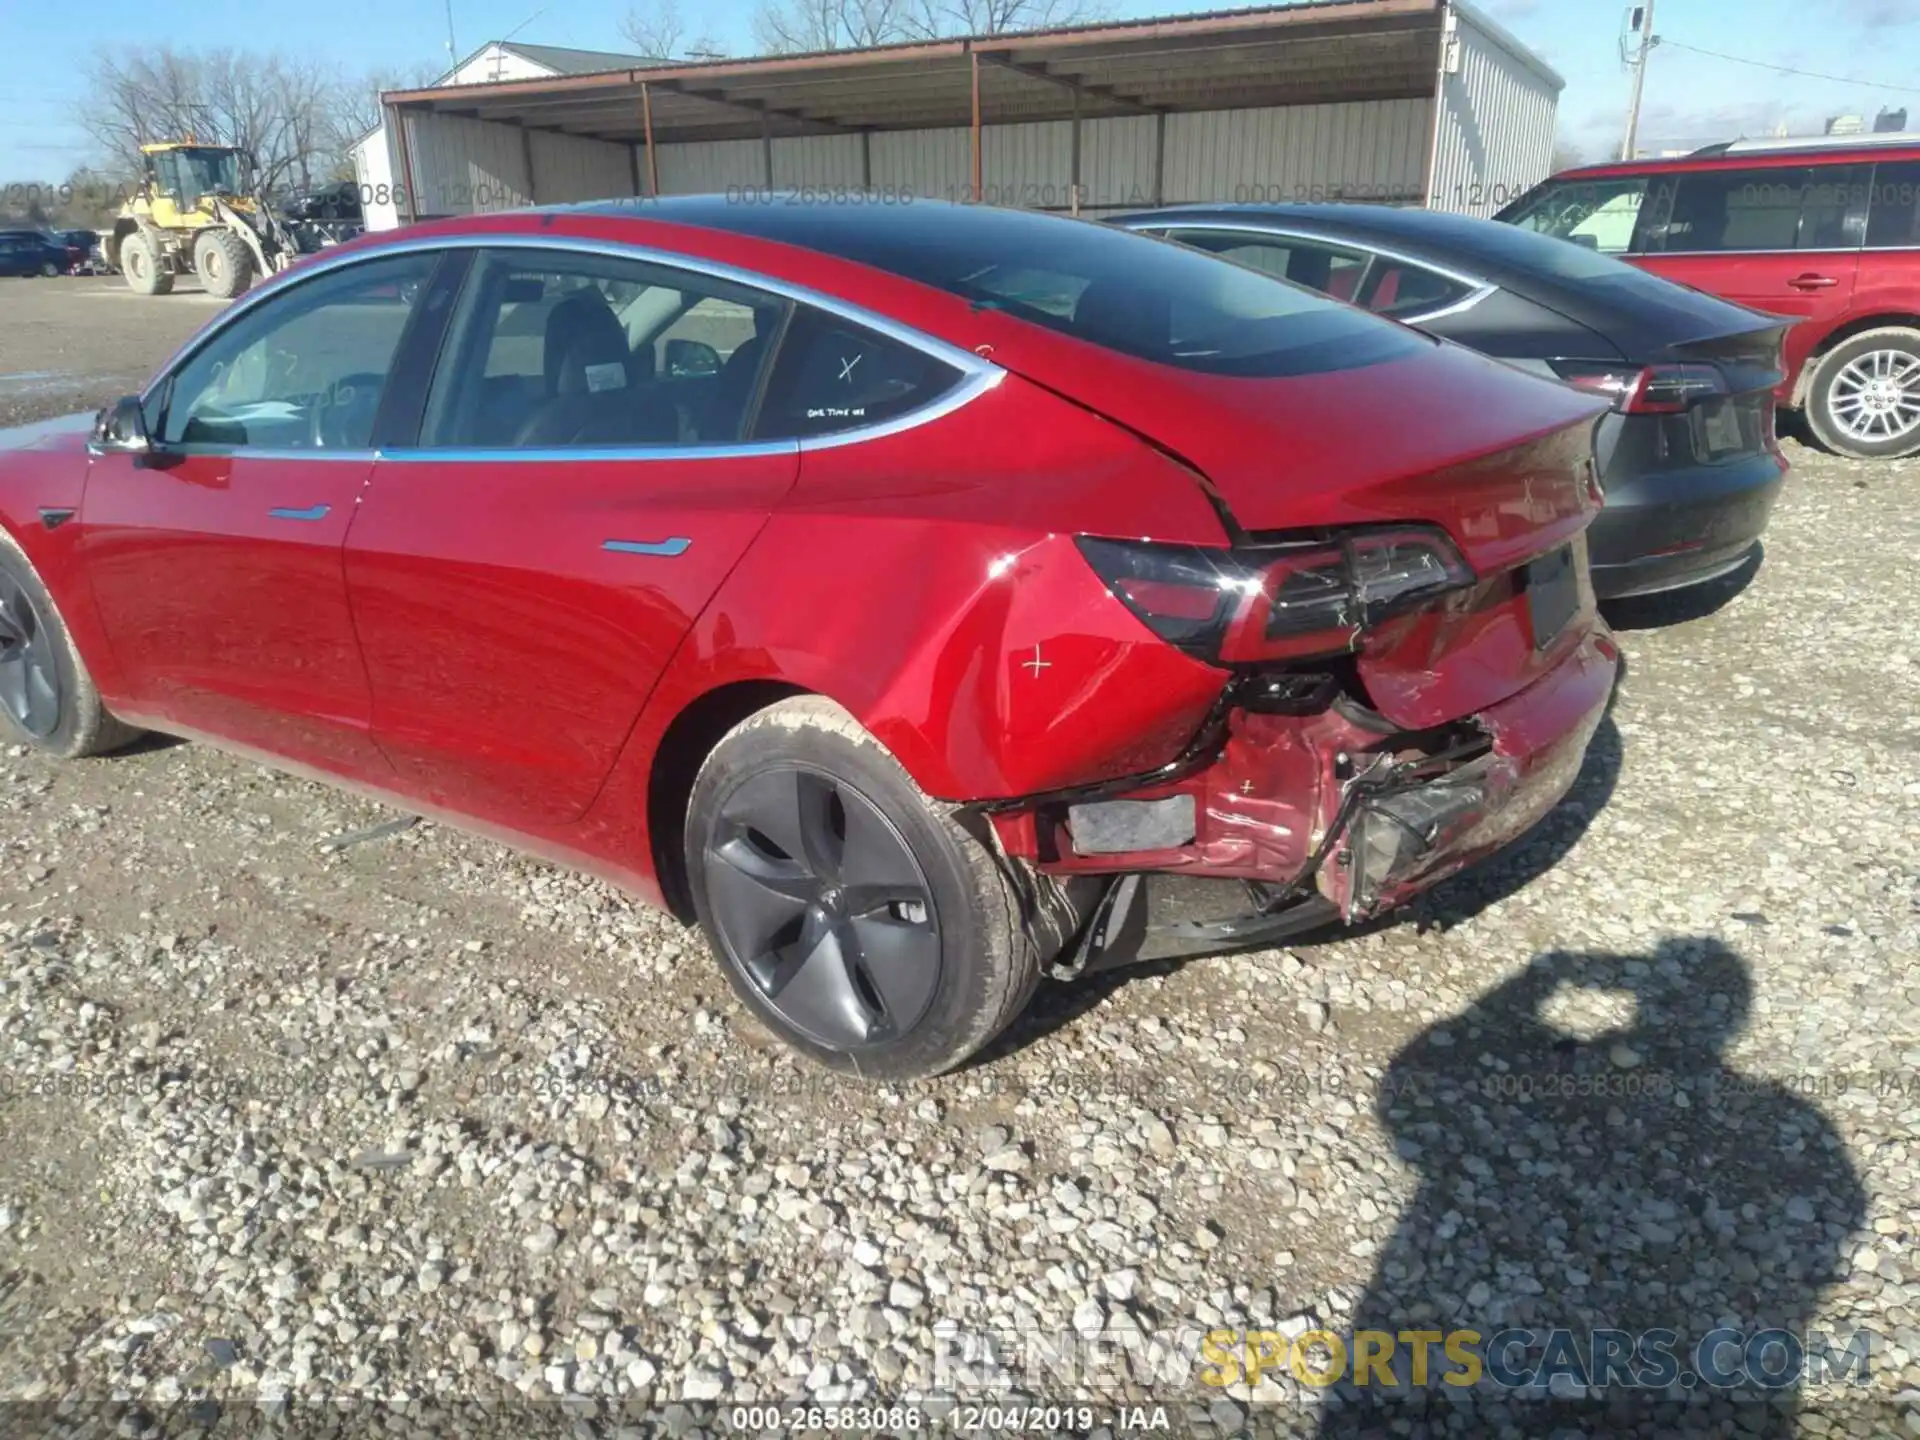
[1620,0,1658,161]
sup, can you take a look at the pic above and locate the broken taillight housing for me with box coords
[1077,526,1474,665]
[1550,359,1729,413]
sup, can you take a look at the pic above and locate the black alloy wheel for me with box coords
[0,569,60,738]
[700,763,942,1051]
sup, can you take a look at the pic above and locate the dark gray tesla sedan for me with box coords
[1111,203,1790,600]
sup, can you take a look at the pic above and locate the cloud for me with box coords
[1837,0,1919,25]
[1566,99,1831,158]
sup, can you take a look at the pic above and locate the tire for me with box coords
[0,532,143,759]
[685,696,1045,1081]
[1803,326,1920,460]
[120,231,173,296]
[38,260,58,278]
[193,228,253,300]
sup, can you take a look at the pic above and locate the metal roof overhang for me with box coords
[382,0,1448,146]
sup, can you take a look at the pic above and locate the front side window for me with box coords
[419,249,786,449]
[158,251,438,450]
[1498,178,1651,254]
[752,306,964,440]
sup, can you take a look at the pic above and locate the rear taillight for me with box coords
[1550,360,1729,414]
[1077,527,1474,665]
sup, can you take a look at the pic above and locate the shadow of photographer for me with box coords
[1319,936,1867,1437]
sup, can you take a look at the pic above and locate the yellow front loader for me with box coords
[106,142,299,299]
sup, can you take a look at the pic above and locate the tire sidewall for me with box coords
[1808,329,1920,460]
[685,706,1021,1081]
[0,543,87,757]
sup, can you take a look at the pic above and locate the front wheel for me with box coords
[0,534,143,758]
[193,228,254,300]
[120,231,173,296]
[1804,327,1920,460]
[685,696,1045,1081]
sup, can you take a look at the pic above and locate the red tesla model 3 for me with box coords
[0,199,1618,1079]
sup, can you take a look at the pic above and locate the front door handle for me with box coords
[603,537,691,557]
[1788,274,1839,290]
[269,504,331,522]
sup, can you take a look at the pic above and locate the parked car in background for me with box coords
[1113,204,1791,600]
[281,182,365,254]
[0,200,1617,1079]
[1496,133,1920,460]
[0,229,69,277]
[57,229,105,274]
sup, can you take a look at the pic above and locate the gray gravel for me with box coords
[2,280,1918,1436]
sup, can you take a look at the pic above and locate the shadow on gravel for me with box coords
[1601,543,1764,632]
[992,706,1626,1063]
[1318,937,1868,1439]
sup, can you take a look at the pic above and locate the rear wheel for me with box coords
[193,228,253,300]
[0,536,142,759]
[120,231,173,296]
[38,259,58,278]
[1804,327,1920,460]
[685,696,1044,1081]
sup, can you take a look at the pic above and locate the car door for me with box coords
[1630,163,1868,390]
[343,243,798,830]
[78,249,446,773]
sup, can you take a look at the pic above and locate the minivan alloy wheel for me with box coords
[0,570,60,738]
[701,762,942,1051]
[1827,348,1920,445]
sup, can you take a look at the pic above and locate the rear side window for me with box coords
[1868,160,1920,248]
[1359,261,1475,318]
[752,307,963,440]
[419,248,786,449]
[1162,229,1373,303]
[1638,165,1871,253]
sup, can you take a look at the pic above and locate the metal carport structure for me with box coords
[368,0,1560,228]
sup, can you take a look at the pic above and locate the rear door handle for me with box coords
[1788,274,1839,290]
[268,504,331,522]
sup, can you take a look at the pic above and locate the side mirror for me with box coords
[92,395,153,455]
[665,338,721,378]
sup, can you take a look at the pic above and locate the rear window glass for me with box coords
[708,206,1422,378]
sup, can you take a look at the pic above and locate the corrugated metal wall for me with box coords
[656,138,765,192]
[402,112,533,217]
[1164,99,1431,206]
[1427,2,1559,215]
[772,134,867,189]
[528,131,637,204]
[388,62,1548,225]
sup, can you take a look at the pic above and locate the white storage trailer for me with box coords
[364,0,1560,230]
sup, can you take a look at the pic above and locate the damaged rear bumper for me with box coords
[991,626,1617,970]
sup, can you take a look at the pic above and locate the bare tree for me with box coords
[1549,140,1586,174]
[752,0,916,53]
[621,0,726,59]
[905,0,1101,37]
[80,47,439,198]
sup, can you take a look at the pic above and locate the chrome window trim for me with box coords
[138,230,1005,459]
[1119,218,1499,326]
[84,443,380,462]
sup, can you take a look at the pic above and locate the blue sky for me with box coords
[3,0,1919,178]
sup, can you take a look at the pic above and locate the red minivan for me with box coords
[1497,134,1920,460]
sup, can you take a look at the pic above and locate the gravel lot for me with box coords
[1,274,1917,1437]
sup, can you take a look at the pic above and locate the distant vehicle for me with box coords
[281,182,365,254]
[1496,132,1920,460]
[1114,204,1790,600]
[0,229,68,277]
[106,141,300,298]
[56,229,105,274]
